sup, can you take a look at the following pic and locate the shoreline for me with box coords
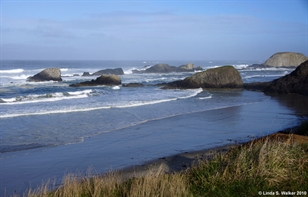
[115,126,308,182]
[1,93,308,196]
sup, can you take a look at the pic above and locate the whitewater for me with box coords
[0,60,295,153]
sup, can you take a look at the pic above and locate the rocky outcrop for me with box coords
[133,63,203,74]
[263,60,308,96]
[263,52,308,67]
[70,74,121,87]
[27,68,62,82]
[163,66,243,89]
[82,68,124,76]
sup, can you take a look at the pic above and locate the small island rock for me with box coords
[27,68,62,82]
[263,52,308,67]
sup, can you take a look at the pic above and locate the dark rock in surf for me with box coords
[27,68,62,82]
[82,72,91,76]
[243,82,271,92]
[263,60,308,96]
[70,74,121,87]
[163,66,243,89]
[122,83,144,87]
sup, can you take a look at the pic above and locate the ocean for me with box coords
[2,60,307,195]
[0,60,294,153]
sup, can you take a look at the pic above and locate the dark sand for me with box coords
[1,93,307,196]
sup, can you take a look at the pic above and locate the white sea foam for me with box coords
[124,67,138,74]
[114,98,178,108]
[112,86,121,90]
[0,90,91,105]
[198,95,212,100]
[178,88,203,99]
[0,69,24,74]
[60,68,69,72]
[11,75,29,80]
[242,74,287,79]
[67,89,93,95]
[0,105,112,118]
[233,64,249,69]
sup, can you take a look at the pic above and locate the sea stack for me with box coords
[27,68,62,82]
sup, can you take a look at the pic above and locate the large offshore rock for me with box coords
[27,68,62,82]
[263,52,308,67]
[163,66,243,89]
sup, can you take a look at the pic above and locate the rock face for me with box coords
[263,52,308,67]
[70,74,121,87]
[133,63,203,73]
[27,68,62,82]
[163,66,243,89]
[263,60,308,96]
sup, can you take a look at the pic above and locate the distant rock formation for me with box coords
[70,74,121,87]
[82,72,91,76]
[263,60,308,95]
[82,68,124,76]
[263,52,308,67]
[163,66,243,89]
[92,68,124,76]
[27,68,62,82]
[132,63,203,74]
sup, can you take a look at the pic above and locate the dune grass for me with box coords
[22,123,308,197]
[188,136,308,196]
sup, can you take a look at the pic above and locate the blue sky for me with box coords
[1,0,307,61]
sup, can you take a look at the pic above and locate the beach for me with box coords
[1,92,307,196]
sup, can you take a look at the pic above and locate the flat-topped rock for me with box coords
[133,63,203,74]
[263,52,308,67]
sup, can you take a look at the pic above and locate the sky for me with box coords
[1,0,308,61]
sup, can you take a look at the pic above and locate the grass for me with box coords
[18,122,308,197]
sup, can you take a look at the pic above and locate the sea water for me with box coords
[0,60,294,153]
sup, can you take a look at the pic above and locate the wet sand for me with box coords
[1,93,307,196]
[117,132,308,181]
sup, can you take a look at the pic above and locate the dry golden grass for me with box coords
[25,165,191,197]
